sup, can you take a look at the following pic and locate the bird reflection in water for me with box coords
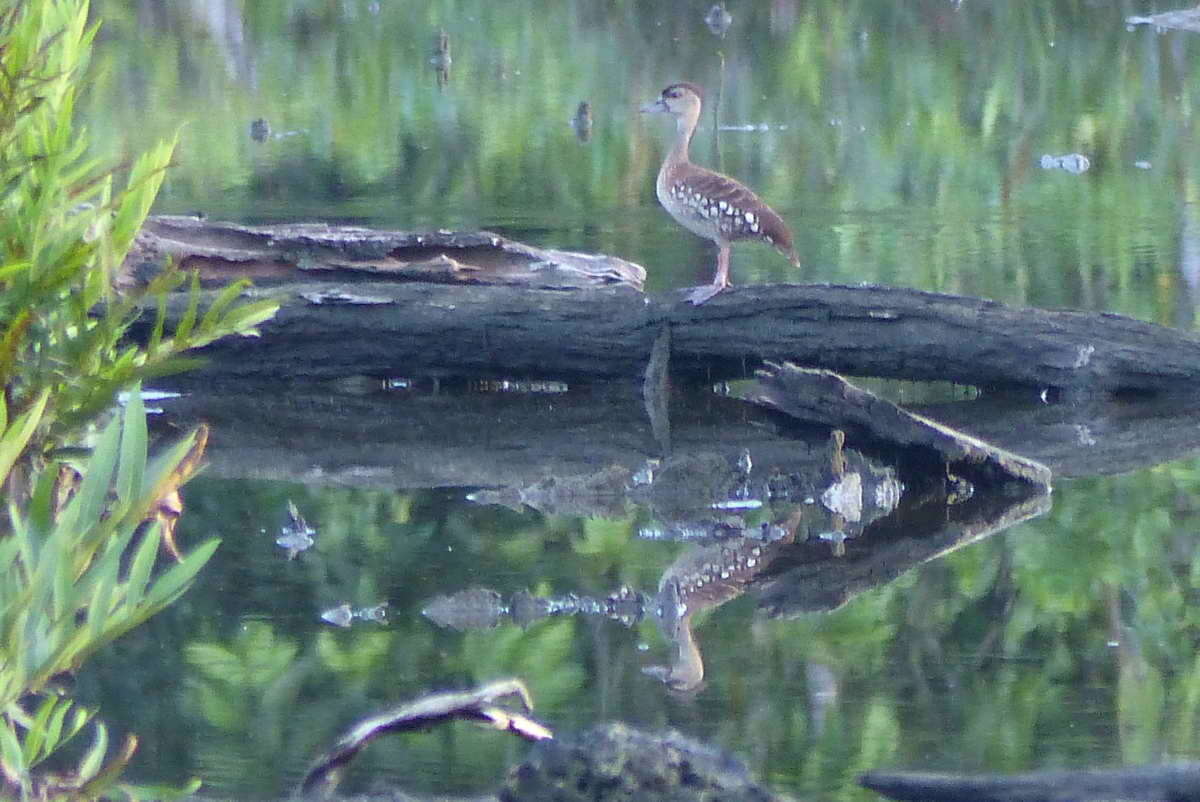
[643,512,800,692]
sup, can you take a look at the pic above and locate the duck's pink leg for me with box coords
[686,242,731,305]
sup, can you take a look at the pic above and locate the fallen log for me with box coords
[859,763,1200,802]
[127,217,1200,395]
[914,393,1200,479]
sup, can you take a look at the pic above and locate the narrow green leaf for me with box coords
[86,553,120,642]
[80,514,141,643]
[0,717,27,786]
[172,271,201,345]
[0,536,19,573]
[198,279,251,336]
[69,411,121,533]
[146,285,170,353]
[63,712,92,757]
[115,385,146,505]
[51,520,82,627]
[26,462,58,547]
[141,539,220,612]
[76,719,108,781]
[22,695,57,764]
[78,734,139,799]
[116,777,203,801]
[211,298,281,339]
[0,259,32,282]
[138,428,198,507]
[109,136,175,257]
[123,522,160,610]
[0,389,48,481]
[36,696,74,766]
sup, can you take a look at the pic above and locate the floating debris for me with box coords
[604,586,649,627]
[1134,160,1153,170]
[817,529,848,557]
[423,587,506,630]
[637,523,712,540]
[711,499,763,510]
[704,3,732,37]
[571,101,593,143]
[248,117,302,142]
[638,517,747,542]
[430,29,452,88]
[821,472,863,522]
[321,603,353,628]
[356,602,389,623]
[631,459,660,487]
[276,500,316,559]
[1039,153,1091,174]
[300,289,393,306]
[1126,8,1200,33]
[423,586,647,630]
[250,118,271,142]
[118,389,180,404]
[718,123,790,132]
[510,589,554,627]
[466,378,569,394]
[321,601,389,628]
[116,388,181,415]
[874,476,904,513]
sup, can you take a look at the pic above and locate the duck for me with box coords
[640,82,799,304]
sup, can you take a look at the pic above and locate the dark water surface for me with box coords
[76,1,1200,799]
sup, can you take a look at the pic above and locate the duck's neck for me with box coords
[667,106,700,167]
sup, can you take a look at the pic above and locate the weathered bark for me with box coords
[135,274,1200,397]
[914,393,1200,479]
[124,215,646,290]
[747,363,1051,487]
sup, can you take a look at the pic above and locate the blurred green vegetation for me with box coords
[82,0,1197,318]
[78,459,1200,798]
[0,0,273,796]
[64,1,1200,799]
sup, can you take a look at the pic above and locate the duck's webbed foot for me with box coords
[685,282,728,305]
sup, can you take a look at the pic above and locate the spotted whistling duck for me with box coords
[640,82,800,304]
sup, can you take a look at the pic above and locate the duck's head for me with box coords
[640,82,704,118]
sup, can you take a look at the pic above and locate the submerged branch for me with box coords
[299,679,551,796]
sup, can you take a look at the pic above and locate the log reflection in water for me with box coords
[427,473,1047,692]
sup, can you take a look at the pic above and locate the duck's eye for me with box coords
[665,89,680,99]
